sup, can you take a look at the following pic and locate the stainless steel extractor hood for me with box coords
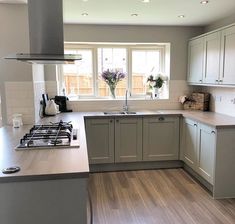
[5,0,82,64]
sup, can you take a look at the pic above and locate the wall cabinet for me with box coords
[182,118,215,184]
[220,25,235,85]
[188,24,235,86]
[143,116,179,161]
[203,32,221,84]
[187,37,204,83]
[85,117,142,164]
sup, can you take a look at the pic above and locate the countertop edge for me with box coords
[0,171,89,183]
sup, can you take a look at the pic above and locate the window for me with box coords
[97,48,127,97]
[61,43,169,99]
[63,49,93,97]
[131,49,162,95]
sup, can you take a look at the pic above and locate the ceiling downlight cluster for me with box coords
[178,15,185,18]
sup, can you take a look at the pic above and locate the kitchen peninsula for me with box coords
[0,113,89,224]
[1,110,235,224]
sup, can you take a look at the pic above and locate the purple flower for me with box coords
[101,69,126,86]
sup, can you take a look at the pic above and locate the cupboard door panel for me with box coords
[204,32,221,84]
[197,124,215,184]
[221,26,235,84]
[143,117,179,161]
[115,118,142,163]
[86,118,114,164]
[183,118,198,170]
[188,38,204,83]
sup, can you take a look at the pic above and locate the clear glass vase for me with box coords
[109,85,116,99]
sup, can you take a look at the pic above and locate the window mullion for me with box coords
[128,47,132,94]
[93,47,98,97]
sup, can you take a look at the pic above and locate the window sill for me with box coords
[68,97,170,102]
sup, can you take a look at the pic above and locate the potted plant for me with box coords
[147,74,168,99]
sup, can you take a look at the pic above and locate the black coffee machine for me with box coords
[54,96,72,113]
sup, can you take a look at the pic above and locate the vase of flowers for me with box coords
[147,73,168,99]
[101,69,126,98]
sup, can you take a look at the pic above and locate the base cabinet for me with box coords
[182,118,215,184]
[115,117,142,163]
[143,116,179,161]
[197,123,216,184]
[85,117,142,164]
[85,118,114,164]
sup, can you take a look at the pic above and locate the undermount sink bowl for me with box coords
[103,111,137,115]
[103,111,126,115]
[125,111,137,114]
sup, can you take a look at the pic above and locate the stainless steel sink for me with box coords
[103,111,137,115]
[125,111,137,114]
[104,112,126,115]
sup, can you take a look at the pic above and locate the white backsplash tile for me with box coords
[5,81,35,125]
[33,81,45,123]
[67,80,193,112]
[201,86,235,117]
[45,81,59,98]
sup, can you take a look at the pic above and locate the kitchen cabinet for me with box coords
[182,118,215,184]
[182,118,198,170]
[220,25,235,85]
[187,37,204,83]
[85,117,142,164]
[143,116,179,161]
[203,32,221,84]
[85,118,115,164]
[188,24,235,86]
[197,123,216,184]
[115,117,142,163]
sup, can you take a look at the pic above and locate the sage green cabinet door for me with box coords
[197,123,216,184]
[143,116,179,161]
[187,37,205,83]
[85,118,114,164]
[115,117,143,163]
[204,32,221,84]
[182,118,198,170]
[220,25,235,85]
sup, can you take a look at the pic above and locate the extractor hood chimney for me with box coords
[5,0,82,64]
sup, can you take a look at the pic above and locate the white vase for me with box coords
[152,88,160,99]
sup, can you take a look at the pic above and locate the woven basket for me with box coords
[183,92,210,111]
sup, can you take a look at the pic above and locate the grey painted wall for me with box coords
[64,24,204,81]
[0,4,204,124]
[204,13,235,32]
[0,4,32,125]
[44,65,57,81]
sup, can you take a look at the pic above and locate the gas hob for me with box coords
[16,120,79,150]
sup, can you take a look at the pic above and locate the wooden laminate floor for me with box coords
[88,169,235,224]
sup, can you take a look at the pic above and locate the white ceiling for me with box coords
[1,0,235,26]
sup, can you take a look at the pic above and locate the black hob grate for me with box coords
[16,120,78,149]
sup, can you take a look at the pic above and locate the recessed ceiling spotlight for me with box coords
[131,13,138,17]
[178,15,185,18]
[200,0,209,4]
[82,0,88,2]
[82,13,88,16]
[141,0,150,3]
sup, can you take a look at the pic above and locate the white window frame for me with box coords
[129,45,166,98]
[59,43,168,99]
